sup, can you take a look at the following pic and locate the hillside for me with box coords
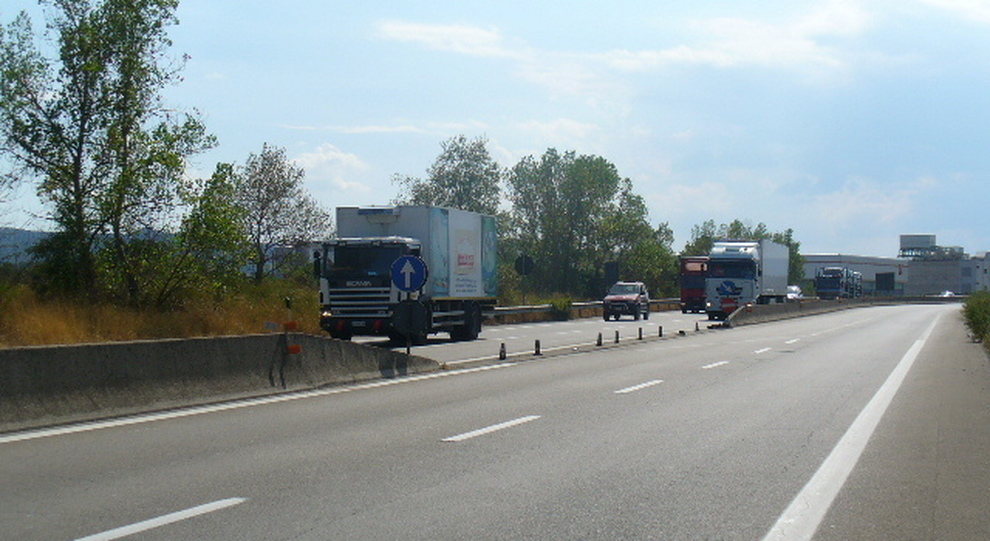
[0,228,48,264]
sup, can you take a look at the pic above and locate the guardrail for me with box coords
[488,298,682,321]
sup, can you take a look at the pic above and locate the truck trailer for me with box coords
[315,206,498,343]
[705,239,789,320]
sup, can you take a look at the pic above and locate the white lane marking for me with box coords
[74,497,246,541]
[442,415,541,443]
[785,339,801,345]
[702,361,730,370]
[615,379,664,394]
[0,364,515,445]
[763,314,941,541]
[754,347,772,354]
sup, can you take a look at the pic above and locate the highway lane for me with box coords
[359,308,713,365]
[1,303,985,540]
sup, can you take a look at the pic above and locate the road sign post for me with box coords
[391,256,429,353]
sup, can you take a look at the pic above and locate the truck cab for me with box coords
[316,237,421,341]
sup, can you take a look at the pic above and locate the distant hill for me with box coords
[0,227,50,264]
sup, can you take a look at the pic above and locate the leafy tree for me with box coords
[599,181,678,297]
[681,220,718,257]
[154,163,249,306]
[392,135,501,214]
[237,143,331,283]
[0,0,214,300]
[506,149,673,298]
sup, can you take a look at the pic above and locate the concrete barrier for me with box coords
[727,297,964,327]
[0,334,437,432]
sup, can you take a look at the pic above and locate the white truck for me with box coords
[314,206,498,343]
[705,239,789,320]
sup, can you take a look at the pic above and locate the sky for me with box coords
[3,0,990,257]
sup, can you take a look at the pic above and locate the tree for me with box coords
[392,135,501,214]
[237,143,331,283]
[158,163,249,305]
[0,0,214,300]
[598,180,678,297]
[506,149,672,298]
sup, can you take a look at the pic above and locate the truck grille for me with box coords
[326,287,391,317]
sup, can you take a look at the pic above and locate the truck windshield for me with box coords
[329,245,407,279]
[681,276,705,289]
[708,260,756,279]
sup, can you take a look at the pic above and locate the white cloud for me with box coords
[294,144,371,194]
[917,0,990,23]
[811,176,937,229]
[604,0,870,76]
[515,118,600,146]
[283,124,424,134]
[374,20,517,58]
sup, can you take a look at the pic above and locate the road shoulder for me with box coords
[816,308,990,540]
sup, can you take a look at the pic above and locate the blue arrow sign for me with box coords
[391,255,428,292]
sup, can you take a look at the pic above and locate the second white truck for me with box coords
[705,239,789,320]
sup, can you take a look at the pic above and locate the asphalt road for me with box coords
[1,303,987,540]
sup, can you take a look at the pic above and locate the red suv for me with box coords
[603,281,650,321]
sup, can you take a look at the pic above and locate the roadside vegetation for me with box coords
[0,1,804,348]
[963,291,990,348]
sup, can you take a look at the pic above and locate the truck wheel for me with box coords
[633,310,641,321]
[603,312,611,322]
[643,306,650,320]
[452,303,482,341]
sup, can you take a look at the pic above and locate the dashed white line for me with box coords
[74,498,246,541]
[615,379,664,394]
[442,415,541,442]
[785,339,801,345]
[754,347,772,354]
[702,361,730,370]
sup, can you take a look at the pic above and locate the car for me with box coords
[603,281,650,321]
[787,285,804,300]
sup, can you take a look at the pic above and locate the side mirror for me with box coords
[313,251,322,279]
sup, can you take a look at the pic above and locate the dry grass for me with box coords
[0,284,321,348]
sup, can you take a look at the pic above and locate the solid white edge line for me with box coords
[442,415,541,442]
[1,364,516,445]
[762,314,941,541]
[74,497,246,541]
[615,379,664,394]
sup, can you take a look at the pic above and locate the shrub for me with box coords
[963,291,990,345]
[549,296,573,321]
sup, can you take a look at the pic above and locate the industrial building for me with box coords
[803,235,989,296]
